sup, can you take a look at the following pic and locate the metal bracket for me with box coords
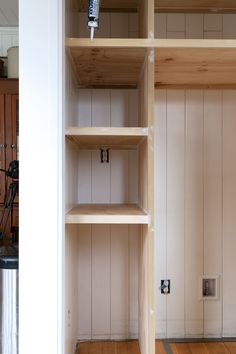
[100,148,110,163]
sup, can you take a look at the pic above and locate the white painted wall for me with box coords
[20,1,64,354]
[63,13,236,346]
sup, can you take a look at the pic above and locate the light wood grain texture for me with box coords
[188,343,209,354]
[76,0,138,12]
[224,342,236,354]
[155,44,236,88]
[138,49,155,354]
[170,343,192,354]
[205,342,230,353]
[76,0,236,13]
[139,0,154,38]
[65,204,149,224]
[66,43,146,88]
[77,341,140,354]
[66,39,236,88]
[156,1,236,13]
[66,127,148,150]
[155,340,167,354]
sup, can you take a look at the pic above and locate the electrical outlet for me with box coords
[160,279,170,294]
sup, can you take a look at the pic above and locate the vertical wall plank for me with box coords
[110,150,129,203]
[92,90,110,127]
[185,90,204,336]
[78,150,92,203]
[223,91,236,337]
[204,14,223,39]
[111,225,129,338]
[154,14,167,39]
[92,150,110,203]
[111,90,128,127]
[77,225,92,339]
[128,150,139,203]
[129,225,140,337]
[92,225,111,338]
[111,13,129,38]
[223,15,236,39]
[128,90,139,127]
[186,15,203,39]
[167,14,185,39]
[78,89,92,127]
[66,225,79,353]
[129,13,139,38]
[166,90,185,337]
[155,90,167,338]
[204,91,222,337]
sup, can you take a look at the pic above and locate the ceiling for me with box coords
[0,0,18,26]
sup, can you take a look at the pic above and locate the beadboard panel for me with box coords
[203,91,223,337]
[75,224,140,340]
[222,92,236,337]
[77,12,236,39]
[0,27,18,56]
[155,13,236,39]
[155,90,236,338]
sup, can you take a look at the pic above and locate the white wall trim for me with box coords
[19,0,64,353]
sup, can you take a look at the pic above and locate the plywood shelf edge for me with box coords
[66,127,148,149]
[65,204,149,224]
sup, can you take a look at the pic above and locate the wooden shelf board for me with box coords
[155,0,236,13]
[66,39,148,88]
[65,204,149,224]
[76,0,236,13]
[154,40,236,88]
[67,38,236,88]
[76,0,138,12]
[66,127,148,149]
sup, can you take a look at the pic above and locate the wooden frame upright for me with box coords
[138,1,155,354]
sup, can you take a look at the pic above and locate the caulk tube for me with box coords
[87,0,101,40]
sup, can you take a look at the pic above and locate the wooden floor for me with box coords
[76,340,236,354]
[77,341,140,354]
[169,342,236,354]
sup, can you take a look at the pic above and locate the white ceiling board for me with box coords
[0,0,18,26]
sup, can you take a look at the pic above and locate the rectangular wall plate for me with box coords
[199,275,220,300]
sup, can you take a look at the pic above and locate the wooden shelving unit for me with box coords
[66,127,148,149]
[65,0,236,353]
[65,0,155,353]
[66,204,149,224]
[66,39,236,89]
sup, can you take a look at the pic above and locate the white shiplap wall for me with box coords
[65,13,236,341]
[0,27,18,56]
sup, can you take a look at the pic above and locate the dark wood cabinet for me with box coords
[0,79,18,243]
